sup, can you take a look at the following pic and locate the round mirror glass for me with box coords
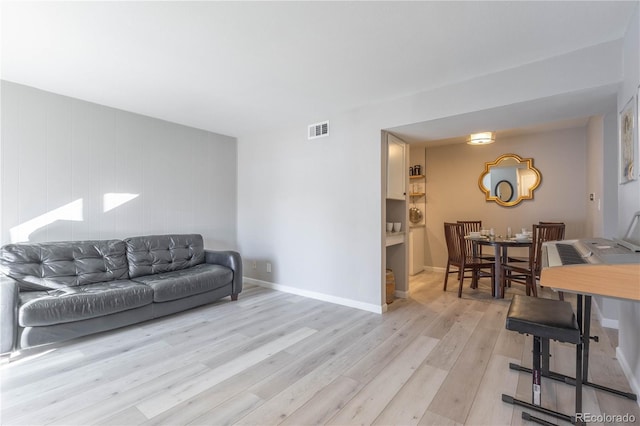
[478,154,541,207]
[495,180,514,202]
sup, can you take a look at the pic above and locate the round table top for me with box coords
[466,236,532,246]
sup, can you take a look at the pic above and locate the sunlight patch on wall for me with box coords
[10,199,83,243]
[103,193,139,213]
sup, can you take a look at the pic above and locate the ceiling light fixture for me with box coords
[467,131,496,145]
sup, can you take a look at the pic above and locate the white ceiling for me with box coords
[390,85,619,145]
[1,1,636,141]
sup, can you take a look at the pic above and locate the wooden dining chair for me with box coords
[457,220,493,262]
[505,221,566,264]
[501,223,565,297]
[443,222,495,298]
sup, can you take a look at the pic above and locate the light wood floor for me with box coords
[1,272,638,425]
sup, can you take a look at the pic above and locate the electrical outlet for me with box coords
[266,262,272,273]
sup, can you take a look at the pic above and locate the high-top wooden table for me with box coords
[503,261,639,426]
[541,263,640,301]
[533,263,640,400]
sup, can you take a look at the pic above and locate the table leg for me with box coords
[502,246,510,297]
[471,241,478,289]
[577,295,636,399]
[493,244,502,298]
[582,296,591,383]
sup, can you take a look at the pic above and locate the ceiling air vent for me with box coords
[308,121,329,140]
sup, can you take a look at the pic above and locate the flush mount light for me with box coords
[467,131,496,145]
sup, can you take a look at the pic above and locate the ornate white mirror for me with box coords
[478,153,541,207]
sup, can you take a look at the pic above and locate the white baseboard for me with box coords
[424,265,446,273]
[600,318,619,329]
[394,290,410,298]
[243,277,384,314]
[616,346,640,407]
[592,298,619,330]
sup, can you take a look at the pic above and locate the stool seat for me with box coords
[506,295,580,344]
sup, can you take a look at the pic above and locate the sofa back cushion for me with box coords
[124,234,205,279]
[0,240,129,291]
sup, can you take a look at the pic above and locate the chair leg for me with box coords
[523,274,531,296]
[443,262,451,291]
[530,276,538,297]
[458,268,465,298]
[501,269,507,297]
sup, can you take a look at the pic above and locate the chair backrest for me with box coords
[532,223,566,275]
[457,220,482,257]
[444,222,465,265]
[539,222,566,239]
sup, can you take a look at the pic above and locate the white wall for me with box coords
[602,110,619,239]
[1,81,238,249]
[615,3,640,400]
[587,114,624,328]
[586,116,605,239]
[237,117,384,311]
[237,40,623,311]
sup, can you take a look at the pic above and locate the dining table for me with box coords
[467,235,533,298]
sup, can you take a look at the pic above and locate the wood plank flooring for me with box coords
[1,272,638,425]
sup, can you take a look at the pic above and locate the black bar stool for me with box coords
[502,295,583,425]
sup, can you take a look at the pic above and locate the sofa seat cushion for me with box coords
[132,263,233,302]
[19,280,153,327]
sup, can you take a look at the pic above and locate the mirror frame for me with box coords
[478,153,541,207]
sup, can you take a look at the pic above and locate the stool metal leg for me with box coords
[541,337,550,376]
[501,394,573,424]
[502,335,576,424]
[509,296,637,401]
[522,411,558,426]
[533,336,542,406]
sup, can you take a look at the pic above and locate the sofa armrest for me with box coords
[204,250,243,296]
[1,275,19,354]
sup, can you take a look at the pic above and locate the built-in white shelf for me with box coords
[385,232,405,247]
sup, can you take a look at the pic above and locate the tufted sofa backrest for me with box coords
[124,234,205,279]
[0,240,129,291]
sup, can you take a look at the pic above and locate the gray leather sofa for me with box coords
[0,234,242,354]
